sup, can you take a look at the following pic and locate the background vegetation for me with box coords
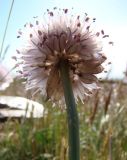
[0,79,127,160]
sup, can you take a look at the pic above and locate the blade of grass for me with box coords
[0,0,15,58]
[1,45,10,61]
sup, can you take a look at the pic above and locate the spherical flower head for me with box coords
[16,8,108,105]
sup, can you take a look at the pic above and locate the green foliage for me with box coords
[0,79,127,159]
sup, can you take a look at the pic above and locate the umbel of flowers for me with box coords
[16,8,110,160]
[16,8,109,104]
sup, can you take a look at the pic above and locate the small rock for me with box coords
[0,96,44,120]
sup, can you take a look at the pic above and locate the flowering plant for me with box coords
[16,8,109,160]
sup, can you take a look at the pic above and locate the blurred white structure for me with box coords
[0,64,13,90]
[0,96,45,118]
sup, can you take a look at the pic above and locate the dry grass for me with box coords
[0,79,127,160]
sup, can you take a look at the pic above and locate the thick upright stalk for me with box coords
[60,60,80,160]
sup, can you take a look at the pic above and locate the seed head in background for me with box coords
[15,8,109,105]
[0,63,13,91]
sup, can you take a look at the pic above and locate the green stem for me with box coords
[60,60,80,160]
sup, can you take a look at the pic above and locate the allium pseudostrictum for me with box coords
[16,8,108,104]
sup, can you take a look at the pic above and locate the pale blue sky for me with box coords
[1,0,127,79]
